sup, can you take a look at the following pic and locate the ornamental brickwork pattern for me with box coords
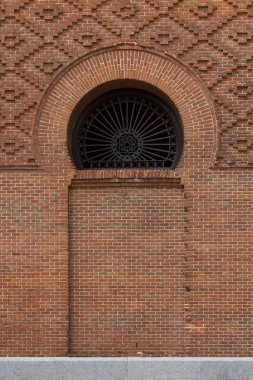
[0,0,253,167]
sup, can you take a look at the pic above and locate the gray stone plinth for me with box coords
[0,358,252,380]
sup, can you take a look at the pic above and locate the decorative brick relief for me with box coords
[91,0,160,37]
[34,4,64,22]
[0,137,25,155]
[0,125,33,164]
[224,0,253,9]
[112,3,137,20]
[0,87,25,102]
[231,83,253,97]
[73,32,102,48]
[230,30,253,44]
[189,56,214,71]
[0,0,252,167]
[144,0,160,9]
[229,136,253,152]
[189,3,216,19]
[150,30,178,45]
[0,33,25,48]
[35,60,63,76]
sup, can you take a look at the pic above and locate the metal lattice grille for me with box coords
[71,90,182,169]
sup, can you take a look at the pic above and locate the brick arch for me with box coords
[35,43,219,174]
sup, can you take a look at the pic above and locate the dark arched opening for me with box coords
[71,88,183,170]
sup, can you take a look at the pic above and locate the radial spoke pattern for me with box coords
[73,91,181,169]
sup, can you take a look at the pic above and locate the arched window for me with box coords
[71,89,183,169]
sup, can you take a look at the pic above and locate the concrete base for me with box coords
[0,358,252,380]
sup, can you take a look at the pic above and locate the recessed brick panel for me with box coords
[69,183,185,356]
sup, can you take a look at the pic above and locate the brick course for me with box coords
[0,0,252,357]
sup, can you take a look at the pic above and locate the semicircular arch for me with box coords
[34,43,219,176]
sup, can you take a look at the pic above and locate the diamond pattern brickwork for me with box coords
[0,0,252,167]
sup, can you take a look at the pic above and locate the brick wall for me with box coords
[0,0,252,356]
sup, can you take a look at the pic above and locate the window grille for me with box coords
[71,89,183,169]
